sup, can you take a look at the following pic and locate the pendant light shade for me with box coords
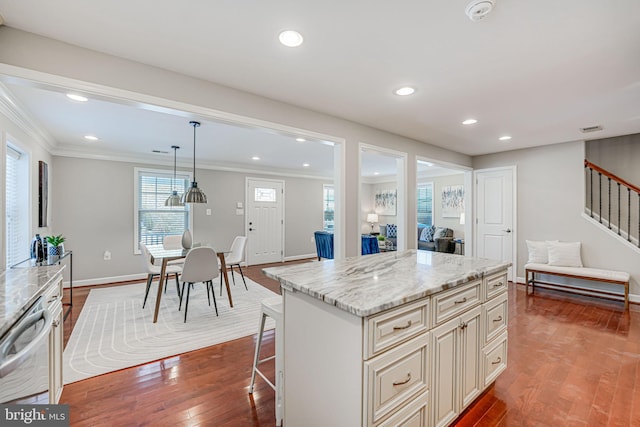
[181,121,208,204]
[165,145,184,207]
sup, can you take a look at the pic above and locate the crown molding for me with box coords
[0,82,57,152]
[52,147,333,181]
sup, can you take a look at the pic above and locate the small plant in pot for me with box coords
[46,234,66,257]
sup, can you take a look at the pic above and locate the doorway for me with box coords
[246,178,284,265]
[474,167,516,280]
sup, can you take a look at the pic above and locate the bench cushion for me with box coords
[525,263,630,283]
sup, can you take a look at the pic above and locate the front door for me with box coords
[475,167,515,281]
[246,178,284,265]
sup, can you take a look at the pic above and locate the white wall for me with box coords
[51,156,328,282]
[428,174,465,239]
[0,27,472,259]
[473,140,640,298]
[0,110,53,271]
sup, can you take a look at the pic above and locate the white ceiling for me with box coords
[0,0,639,168]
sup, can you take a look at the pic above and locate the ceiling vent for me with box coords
[580,125,603,133]
[152,149,169,154]
[465,0,495,21]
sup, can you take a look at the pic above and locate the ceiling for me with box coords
[0,0,638,168]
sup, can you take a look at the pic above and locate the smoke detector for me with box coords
[465,0,495,21]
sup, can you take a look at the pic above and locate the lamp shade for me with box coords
[165,145,184,207]
[182,121,207,204]
[459,212,466,225]
[367,213,379,223]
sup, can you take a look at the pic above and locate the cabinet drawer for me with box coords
[431,280,481,326]
[364,334,429,426]
[42,276,63,306]
[376,391,429,427]
[484,271,508,301]
[483,291,508,344]
[482,331,508,387]
[366,298,429,359]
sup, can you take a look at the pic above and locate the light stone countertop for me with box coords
[263,250,511,317]
[0,264,66,339]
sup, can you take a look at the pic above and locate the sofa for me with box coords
[379,224,455,253]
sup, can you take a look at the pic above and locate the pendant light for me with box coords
[181,121,208,204]
[165,145,184,206]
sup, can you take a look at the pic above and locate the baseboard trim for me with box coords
[284,253,317,262]
[66,273,147,288]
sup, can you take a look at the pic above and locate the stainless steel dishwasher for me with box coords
[0,296,53,403]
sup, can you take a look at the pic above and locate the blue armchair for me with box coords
[314,232,380,260]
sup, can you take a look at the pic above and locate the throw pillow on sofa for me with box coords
[420,225,435,242]
[433,227,449,240]
[386,224,397,238]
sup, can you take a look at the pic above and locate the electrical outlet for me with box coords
[104,251,111,261]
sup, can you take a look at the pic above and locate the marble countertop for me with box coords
[0,264,66,339]
[263,250,511,317]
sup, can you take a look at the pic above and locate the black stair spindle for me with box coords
[617,183,621,235]
[590,167,594,217]
[598,172,602,223]
[628,188,631,242]
[608,177,611,229]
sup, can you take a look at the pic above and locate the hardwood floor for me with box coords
[60,263,640,426]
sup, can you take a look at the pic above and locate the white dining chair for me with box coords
[163,234,186,267]
[219,236,248,295]
[178,246,220,322]
[140,243,183,309]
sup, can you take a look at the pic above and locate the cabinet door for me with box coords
[431,317,459,427]
[49,302,64,404]
[459,305,482,409]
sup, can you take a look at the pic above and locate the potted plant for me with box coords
[46,234,66,256]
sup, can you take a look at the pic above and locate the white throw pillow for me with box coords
[526,240,549,264]
[547,241,583,267]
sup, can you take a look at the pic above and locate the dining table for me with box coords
[145,244,234,323]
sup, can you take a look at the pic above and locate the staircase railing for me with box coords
[584,159,640,246]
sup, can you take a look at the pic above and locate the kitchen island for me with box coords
[264,250,510,427]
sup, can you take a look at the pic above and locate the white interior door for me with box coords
[475,167,515,281]
[246,178,284,265]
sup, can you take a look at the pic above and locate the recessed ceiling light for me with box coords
[302,163,310,167]
[462,119,478,125]
[84,135,99,141]
[66,93,88,102]
[296,137,306,142]
[395,86,416,96]
[251,156,261,160]
[374,172,380,175]
[279,30,304,47]
[499,135,512,141]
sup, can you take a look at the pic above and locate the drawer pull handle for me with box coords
[491,357,502,365]
[393,321,412,331]
[454,297,467,304]
[52,320,60,327]
[47,296,59,303]
[393,373,412,386]
[492,315,503,323]
[492,281,504,289]
[460,321,467,330]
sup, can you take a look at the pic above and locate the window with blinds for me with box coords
[6,144,30,266]
[134,168,191,253]
[323,184,334,232]
[417,183,433,226]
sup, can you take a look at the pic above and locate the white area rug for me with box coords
[63,273,277,384]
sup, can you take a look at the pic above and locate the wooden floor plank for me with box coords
[58,261,640,426]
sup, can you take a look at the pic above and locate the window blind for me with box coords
[136,169,190,249]
[6,144,30,266]
[417,183,433,226]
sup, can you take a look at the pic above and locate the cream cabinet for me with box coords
[431,305,482,427]
[44,275,64,403]
[281,267,509,427]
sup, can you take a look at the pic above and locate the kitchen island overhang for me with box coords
[263,250,511,427]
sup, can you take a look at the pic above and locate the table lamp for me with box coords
[367,213,379,233]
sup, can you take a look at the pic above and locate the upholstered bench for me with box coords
[525,263,630,310]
